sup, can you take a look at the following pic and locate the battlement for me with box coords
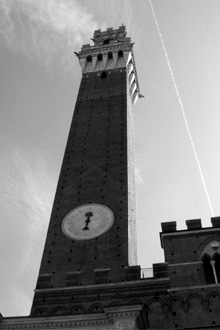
[92,25,130,46]
[161,216,220,234]
[160,216,220,268]
[80,26,131,51]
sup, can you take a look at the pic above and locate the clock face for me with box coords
[62,204,114,240]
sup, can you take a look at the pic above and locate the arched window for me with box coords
[97,53,103,61]
[118,50,123,58]
[202,254,215,284]
[86,55,92,62]
[108,52,113,60]
[101,72,107,79]
[104,39,110,44]
[201,241,220,284]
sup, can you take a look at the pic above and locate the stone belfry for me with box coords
[30,25,142,317]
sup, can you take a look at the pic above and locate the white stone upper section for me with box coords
[75,26,140,103]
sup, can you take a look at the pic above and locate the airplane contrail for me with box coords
[148,0,214,217]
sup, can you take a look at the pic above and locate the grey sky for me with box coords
[1,0,220,317]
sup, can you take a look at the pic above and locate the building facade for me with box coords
[1,26,220,330]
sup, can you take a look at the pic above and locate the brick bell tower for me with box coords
[30,26,141,316]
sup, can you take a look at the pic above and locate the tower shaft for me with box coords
[31,26,140,316]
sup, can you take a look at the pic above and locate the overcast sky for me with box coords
[1,0,220,317]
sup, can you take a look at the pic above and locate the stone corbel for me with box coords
[92,56,98,71]
[103,54,108,70]
[124,51,132,67]
[130,81,137,96]
[79,58,86,73]
[113,53,118,69]
[128,72,135,86]
[132,91,138,106]
[127,63,134,76]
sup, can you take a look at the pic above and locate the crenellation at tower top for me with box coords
[92,25,130,46]
[80,26,130,51]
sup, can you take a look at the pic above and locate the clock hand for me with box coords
[83,212,93,230]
